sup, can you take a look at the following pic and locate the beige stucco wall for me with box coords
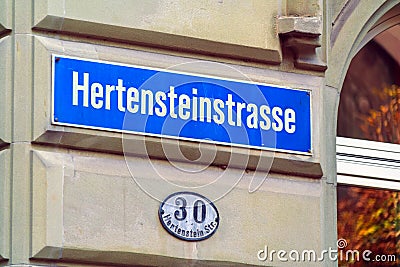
[33,0,283,64]
[29,148,323,266]
[0,30,325,266]
[7,0,397,266]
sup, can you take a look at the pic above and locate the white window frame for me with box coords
[337,137,400,190]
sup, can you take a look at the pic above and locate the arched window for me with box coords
[336,5,400,267]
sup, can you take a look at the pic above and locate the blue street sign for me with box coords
[52,55,311,153]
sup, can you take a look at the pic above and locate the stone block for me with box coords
[0,35,12,145]
[31,148,323,266]
[0,149,10,261]
[33,0,282,64]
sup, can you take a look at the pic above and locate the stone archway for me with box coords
[327,0,400,91]
[320,0,400,260]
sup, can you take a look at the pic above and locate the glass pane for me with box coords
[337,36,400,144]
[337,185,399,266]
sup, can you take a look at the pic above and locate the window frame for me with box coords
[337,136,400,190]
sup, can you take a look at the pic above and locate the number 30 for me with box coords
[174,197,206,223]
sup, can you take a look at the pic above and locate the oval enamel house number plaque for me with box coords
[159,192,219,241]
